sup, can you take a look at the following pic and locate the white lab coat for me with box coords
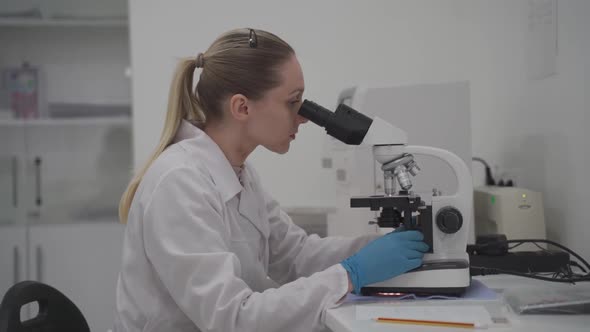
[113,120,377,332]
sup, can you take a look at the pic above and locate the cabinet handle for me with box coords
[34,157,42,206]
[12,156,18,207]
[13,246,20,284]
[36,245,43,283]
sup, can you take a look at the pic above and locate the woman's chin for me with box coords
[266,142,290,155]
[276,145,290,154]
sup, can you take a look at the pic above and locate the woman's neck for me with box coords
[204,122,255,167]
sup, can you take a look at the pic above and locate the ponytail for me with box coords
[118,58,204,223]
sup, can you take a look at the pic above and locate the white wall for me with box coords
[129,1,589,258]
[464,1,589,259]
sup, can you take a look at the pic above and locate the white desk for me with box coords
[326,275,590,332]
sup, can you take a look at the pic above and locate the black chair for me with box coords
[0,280,90,332]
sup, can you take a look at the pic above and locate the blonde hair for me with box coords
[119,28,294,223]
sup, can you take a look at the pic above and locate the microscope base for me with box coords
[361,261,470,296]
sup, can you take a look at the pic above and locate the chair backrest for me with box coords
[0,280,90,332]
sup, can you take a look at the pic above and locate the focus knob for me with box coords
[436,207,463,234]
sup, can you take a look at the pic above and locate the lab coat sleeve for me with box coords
[142,167,350,332]
[264,191,379,285]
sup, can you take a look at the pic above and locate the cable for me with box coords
[507,241,552,253]
[471,157,496,186]
[569,261,588,274]
[471,157,491,169]
[471,266,590,283]
[533,242,549,252]
[508,243,523,250]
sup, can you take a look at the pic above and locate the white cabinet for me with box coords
[22,120,132,225]
[0,222,125,332]
[0,226,26,297]
[29,223,125,332]
[0,119,131,331]
[0,122,27,297]
[0,2,131,331]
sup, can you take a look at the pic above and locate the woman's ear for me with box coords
[229,94,250,121]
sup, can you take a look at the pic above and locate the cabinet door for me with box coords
[0,155,19,225]
[0,124,28,296]
[29,222,125,332]
[25,122,132,225]
[0,123,26,222]
[0,226,27,297]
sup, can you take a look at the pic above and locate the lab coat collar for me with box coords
[174,119,242,203]
[238,167,270,239]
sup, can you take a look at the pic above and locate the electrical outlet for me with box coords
[492,166,523,187]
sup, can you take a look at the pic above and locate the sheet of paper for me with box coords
[356,305,494,327]
[344,279,498,304]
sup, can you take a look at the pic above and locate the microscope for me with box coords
[299,100,472,295]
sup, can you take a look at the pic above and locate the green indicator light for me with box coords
[491,196,496,204]
[522,194,527,198]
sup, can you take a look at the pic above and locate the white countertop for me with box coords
[326,275,590,332]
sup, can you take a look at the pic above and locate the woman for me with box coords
[114,28,428,332]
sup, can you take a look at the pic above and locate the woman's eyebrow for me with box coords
[289,88,304,96]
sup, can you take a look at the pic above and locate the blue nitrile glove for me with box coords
[341,230,429,294]
[393,225,406,233]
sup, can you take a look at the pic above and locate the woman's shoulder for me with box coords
[138,144,215,198]
[155,142,206,171]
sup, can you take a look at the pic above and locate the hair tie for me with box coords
[195,53,205,68]
[248,29,258,48]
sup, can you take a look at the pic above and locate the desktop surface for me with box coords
[326,275,590,332]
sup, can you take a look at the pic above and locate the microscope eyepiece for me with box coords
[298,99,373,145]
[298,100,333,127]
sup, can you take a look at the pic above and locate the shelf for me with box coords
[0,17,128,28]
[0,116,131,127]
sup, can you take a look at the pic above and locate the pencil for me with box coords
[376,317,476,329]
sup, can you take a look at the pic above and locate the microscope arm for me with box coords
[405,145,473,203]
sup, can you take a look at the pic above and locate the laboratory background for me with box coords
[0,0,588,331]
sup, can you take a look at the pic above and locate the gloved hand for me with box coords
[393,225,406,233]
[341,230,429,294]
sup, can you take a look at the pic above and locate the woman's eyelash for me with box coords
[290,100,301,104]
